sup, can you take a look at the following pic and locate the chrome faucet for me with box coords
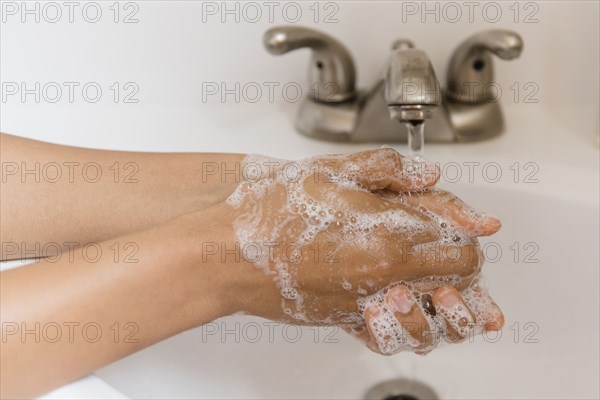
[263,26,523,143]
[384,39,441,123]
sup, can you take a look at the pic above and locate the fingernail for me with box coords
[484,312,505,332]
[461,286,504,332]
[437,287,458,308]
[365,303,382,319]
[387,287,414,314]
[483,214,502,231]
[468,213,501,236]
[436,287,474,337]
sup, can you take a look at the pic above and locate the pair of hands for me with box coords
[219,148,504,355]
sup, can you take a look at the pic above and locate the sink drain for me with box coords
[364,378,438,400]
[382,396,419,400]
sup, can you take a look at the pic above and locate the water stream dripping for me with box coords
[405,120,425,156]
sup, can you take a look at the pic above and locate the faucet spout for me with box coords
[384,40,441,122]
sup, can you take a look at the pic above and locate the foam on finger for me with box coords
[226,153,493,333]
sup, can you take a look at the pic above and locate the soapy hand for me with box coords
[346,189,504,355]
[223,148,503,355]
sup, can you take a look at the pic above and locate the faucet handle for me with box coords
[446,30,523,103]
[263,26,356,102]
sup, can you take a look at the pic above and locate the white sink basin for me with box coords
[94,182,600,399]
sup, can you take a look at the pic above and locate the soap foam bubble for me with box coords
[226,153,483,332]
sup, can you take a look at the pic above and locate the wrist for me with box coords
[196,153,246,208]
[167,202,281,327]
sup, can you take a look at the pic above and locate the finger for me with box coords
[363,304,386,354]
[461,285,505,332]
[384,285,433,349]
[398,241,482,284]
[402,190,501,237]
[331,148,440,192]
[392,153,440,192]
[364,301,420,356]
[433,286,476,339]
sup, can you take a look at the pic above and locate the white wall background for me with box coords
[1,0,599,153]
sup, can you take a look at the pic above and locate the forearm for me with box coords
[0,202,240,399]
[0,133,244,259]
